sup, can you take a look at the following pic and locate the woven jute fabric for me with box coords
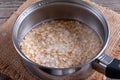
[0,0,120,80]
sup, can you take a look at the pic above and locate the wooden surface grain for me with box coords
[92,0,120,13]
[0,0,120,80]
[0,0,25,24]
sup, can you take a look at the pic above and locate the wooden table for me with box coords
[0,0,120,80]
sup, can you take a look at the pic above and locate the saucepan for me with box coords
[12,0,120,80]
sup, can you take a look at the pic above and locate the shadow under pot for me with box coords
[12,0,120,80]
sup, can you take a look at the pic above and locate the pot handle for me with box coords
[106,59,120,79]
[92,54,120,79]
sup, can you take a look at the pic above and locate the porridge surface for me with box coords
[20,20,101,68]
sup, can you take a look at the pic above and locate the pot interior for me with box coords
[13,1,109,67]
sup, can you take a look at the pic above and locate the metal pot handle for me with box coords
[92,54,120,79]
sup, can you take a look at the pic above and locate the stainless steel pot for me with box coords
[12,0,120,80]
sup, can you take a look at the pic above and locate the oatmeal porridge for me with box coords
[20,20,102,68]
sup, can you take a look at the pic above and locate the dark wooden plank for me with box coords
[0,0,25,24]
[0,0,25,2]
[0,1,24,8]
[0,8,17,18]
[92,0,120,13]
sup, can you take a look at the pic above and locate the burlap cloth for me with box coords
[0,0,120,80]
